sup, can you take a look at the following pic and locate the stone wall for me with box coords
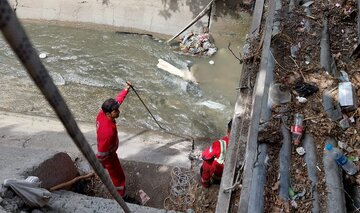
[8,0,212,36]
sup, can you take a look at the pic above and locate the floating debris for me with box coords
[39,53,47,59]
[179,30,217,57]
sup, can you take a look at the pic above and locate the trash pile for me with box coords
[260,0,360,212]
[163,165,220,212]
[179,31,217,56]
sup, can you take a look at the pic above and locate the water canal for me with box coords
[0,19,249,139]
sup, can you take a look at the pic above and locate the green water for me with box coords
[0,21,247,138]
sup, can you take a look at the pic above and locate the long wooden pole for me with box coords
[166,0,214,43]
[50,172,95,191]
[0,1,130,212]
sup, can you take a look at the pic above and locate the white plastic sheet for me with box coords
[3,176,51,207]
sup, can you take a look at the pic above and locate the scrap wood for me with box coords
[50,172,95,191]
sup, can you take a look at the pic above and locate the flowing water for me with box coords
[0,20,249,139]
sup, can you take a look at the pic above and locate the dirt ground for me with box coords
[75,157,221,212]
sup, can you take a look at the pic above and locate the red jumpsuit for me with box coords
[96,89,129,196]
[200,135,229,188]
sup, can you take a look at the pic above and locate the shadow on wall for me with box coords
[101,0,253,20]
[158,0,254,20]
[102,0,110,5]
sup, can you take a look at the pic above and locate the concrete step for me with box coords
[0,111,192,169]
[41,190,180,213]
[0,111,193,212]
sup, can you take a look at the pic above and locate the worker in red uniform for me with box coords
[96,81,132,197]
[200,119,232,188]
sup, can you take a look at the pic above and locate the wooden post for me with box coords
[166,0,214,43]
[50,172,95,191]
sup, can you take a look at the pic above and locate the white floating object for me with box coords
[157,58,197,83]
[209,60,214,65]
[196,100,226,110]
[39,53,47,59]
[49,72,65,86]
[296,147,306,156]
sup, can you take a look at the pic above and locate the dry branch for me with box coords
[50,172,95,191]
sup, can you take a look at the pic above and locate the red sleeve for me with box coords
[115,88,129,105]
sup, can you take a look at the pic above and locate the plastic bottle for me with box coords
[325,143,358,175]
[291,113,304,145]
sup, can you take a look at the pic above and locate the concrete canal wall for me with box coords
[8,0,213,36]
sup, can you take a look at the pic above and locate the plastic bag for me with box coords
[3,176,51,207]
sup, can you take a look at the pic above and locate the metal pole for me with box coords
[128,83,165,131]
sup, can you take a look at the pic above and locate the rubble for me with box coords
[178,28,217,57]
